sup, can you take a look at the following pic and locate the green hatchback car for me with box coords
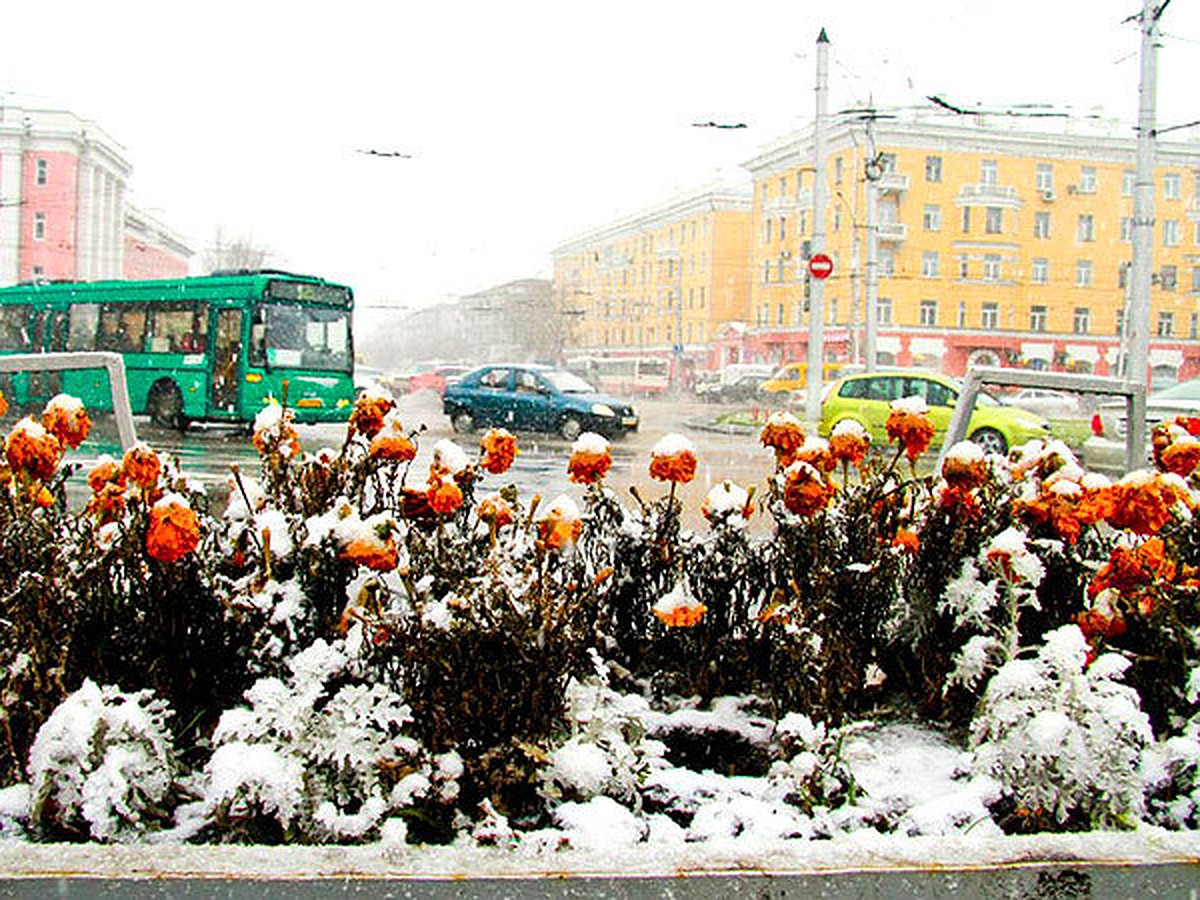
[818,370,1051,456]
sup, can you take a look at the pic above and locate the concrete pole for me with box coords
[864,116,879,373]
[1126,0,1157,391]
[805,28,830,424]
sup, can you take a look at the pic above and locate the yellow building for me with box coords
[742,115,1200,382]
[551,183,751,377]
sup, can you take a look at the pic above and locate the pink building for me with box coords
[0,105,191,285]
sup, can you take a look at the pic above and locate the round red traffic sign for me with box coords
[808,253,834,280]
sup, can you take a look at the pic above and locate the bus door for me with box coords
[28,309,68,402]
[211,308,243,415]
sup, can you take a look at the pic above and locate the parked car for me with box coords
[1001,388,1088,420]
[697,369,774,403]
[408,364,473,396]
[758,361,849,396]
[818,370,1051,456]
[1082,377,1200,474]
[443,364,639,441]
[354,364,394,399]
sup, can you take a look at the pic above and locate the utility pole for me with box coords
[805,27,830,424]
[863,114,880,373]
[1126,0,1158,390]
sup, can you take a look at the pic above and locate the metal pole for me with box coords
[1125,0,1158,457]
[805,28,830,424]
[864,116,879,373]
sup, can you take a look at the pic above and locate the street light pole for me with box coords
[805,27,830,425]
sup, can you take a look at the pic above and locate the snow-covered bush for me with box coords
[200,639,431,843]
[27,681,175,841]
[970,625,1153,831]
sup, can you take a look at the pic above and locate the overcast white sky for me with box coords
[2,1,1197,315]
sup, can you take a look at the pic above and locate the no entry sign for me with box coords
[808,253,833,280]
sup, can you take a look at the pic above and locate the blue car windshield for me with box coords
[545,370,596,393]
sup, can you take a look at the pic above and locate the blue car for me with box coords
[443,364,639,441]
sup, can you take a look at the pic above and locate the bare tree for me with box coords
[201,227,272,273]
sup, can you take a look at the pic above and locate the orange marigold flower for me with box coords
[1088,536,1175,599]
[829,419,870,468]
[941,440,990,490]
[87,456,126,494]
[5,417,61,482]
[41,394,91,449]
[652,584,706,628]
[122,442,162,492]
[145,495,201,563]
[782,461,835,517]
[0,389,7,418]
[1077,590,1127,641]
[369,413,417,463]
[479,428,518,475]
[340,532,399,571]
[649,433,697,484]
[427,474,464,515]
[476,492,515,529]
[348,389,395,440]
[32,484,54,508]
[938,483,982,520]
[87,481,126,524]
[252,404,301,459]
[886,397,936,463]
[1105,472,1190,535]
[891,528,920,554]
[760,412,805,467]
[535,495,582,551]
[567,432,613,484]
[795,436,835,474]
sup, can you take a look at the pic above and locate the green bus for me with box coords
[0,270,355,428]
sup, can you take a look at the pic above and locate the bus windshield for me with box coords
[256,303,351,371]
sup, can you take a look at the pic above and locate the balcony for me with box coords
[877,222,908,242]
[956,183,1020,207]
[876,171,909,193]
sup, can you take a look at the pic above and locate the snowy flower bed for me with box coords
[0,389,1198,850]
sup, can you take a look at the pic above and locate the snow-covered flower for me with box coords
[536,495,582,550]
[649,433,697,484]
[567,432,612,484]
[652,581,706,627]
[5,416,60,482]
[146,493,201,563]
[479,428,518,475]
[781,460,834,517]
[701,479,752,524]
[759,412,805,467]
[886,396,935,462]
[41,393,91,449]
[829,419,870,468]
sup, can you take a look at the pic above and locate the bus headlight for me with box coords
[591,403,616,417]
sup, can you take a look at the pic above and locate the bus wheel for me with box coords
[147,380,186,431]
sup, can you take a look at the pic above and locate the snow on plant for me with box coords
[202,638,426,842]
[766,712,861,817]
[970,624,1153,831]
[27,680,175,841]
[943,527,1048,691]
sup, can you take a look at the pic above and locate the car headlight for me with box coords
[591,403,616,417]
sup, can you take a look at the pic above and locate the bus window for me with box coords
[0,305,31,350]
[66,304,99,351]
[148,303,208,354]
[261,303,350,370]
[97,304,148,353]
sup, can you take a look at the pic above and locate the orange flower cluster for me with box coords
[536,496,582,551]
[649,434,697,484]
[567,434,613,484]
[886,399,935,463]
[1152,417,1200,478]
[652,585,707,628]
[146,496,201,563]
[1077,589,1128,642]
[122,443,162,493]
[1088,537,1175,610]
[1104,472,1192,535]
[829,420,870,469]
[941,442,990,490]
[368,413,417,463]
[86,456,128,524]
[476,493,515,529]
[427,474,464,515]
[700,480,753,524]
[42,395,91,449]
[891,528,920,554]
[340,531,399,571]
[5,417,61,483]
[479,428,518,475]
[795,437,835,475]
[348,390,395,440]
[782,461,835,517]
[0,389,7,418]
[759,413,805,467]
